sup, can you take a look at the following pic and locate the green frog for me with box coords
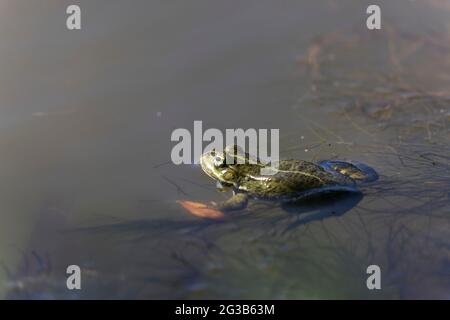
[199,145,378,211]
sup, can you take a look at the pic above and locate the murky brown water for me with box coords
[0,0,449,299]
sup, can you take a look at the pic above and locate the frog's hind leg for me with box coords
[214,192,248,211]
[319,160,378,182]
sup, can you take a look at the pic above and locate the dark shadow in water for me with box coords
[68,191,364,244]
[71,217,226,241]
[278,191,363,234]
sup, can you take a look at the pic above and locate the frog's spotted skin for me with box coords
[199,145,378,211]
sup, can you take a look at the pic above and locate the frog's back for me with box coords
[239,159,356,201]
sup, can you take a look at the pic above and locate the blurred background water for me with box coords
[0,0,449,299]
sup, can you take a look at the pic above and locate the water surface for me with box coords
[0,0,449,299]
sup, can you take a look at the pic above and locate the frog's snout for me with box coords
[199,150,223,181]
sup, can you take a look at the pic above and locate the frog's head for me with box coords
[199,146,241,186]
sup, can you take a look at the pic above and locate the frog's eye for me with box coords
[213,156,225,167]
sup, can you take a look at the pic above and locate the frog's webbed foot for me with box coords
[212,193,248,212]
[319,160,378,182]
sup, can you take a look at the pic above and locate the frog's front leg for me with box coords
[213,192,248,211]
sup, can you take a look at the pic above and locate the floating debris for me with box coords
[177,200,225,219]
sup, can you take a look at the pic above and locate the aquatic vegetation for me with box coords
[1,251,67,299]
[296,26,450,143]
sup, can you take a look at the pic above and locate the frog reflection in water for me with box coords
[180,145,377,217]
